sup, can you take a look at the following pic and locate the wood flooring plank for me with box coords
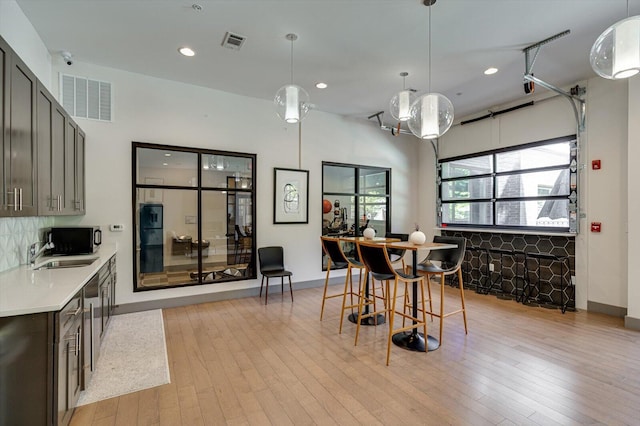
[70,285,640,426]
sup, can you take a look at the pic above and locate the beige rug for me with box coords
[77,309,170,406]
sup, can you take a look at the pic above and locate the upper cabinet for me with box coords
[1,38,37,216]
[2,35,85,217]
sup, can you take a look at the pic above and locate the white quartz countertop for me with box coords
[0,244,117,317]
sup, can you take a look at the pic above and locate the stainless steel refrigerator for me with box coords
[139,203,163,273]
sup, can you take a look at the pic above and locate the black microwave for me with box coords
[49,227,102,255]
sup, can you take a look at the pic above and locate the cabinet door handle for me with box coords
[59,195,62,211]
[65,306,82,317]
[19,188,23,211]
[13,188,18,211]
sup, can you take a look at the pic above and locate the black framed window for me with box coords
[132,142,256,291]
[439,135,578,233]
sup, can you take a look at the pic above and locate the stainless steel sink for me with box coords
[34,257,98,270]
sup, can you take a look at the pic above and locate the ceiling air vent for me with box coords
[221,32,246,51]
[60,74,112,122]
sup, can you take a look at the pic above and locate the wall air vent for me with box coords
[60,74,112,122]
[222,32,246,50]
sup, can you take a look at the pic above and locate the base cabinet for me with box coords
[0,312,54,426]
[0,254,116,426]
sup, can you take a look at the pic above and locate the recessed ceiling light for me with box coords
[162,162,169,166]
[179,47,196,57]
[164,153,171,157]
[315,82,328,89]
[484,67,498,75]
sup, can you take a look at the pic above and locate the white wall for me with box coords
[48,60,419,306]
[430,79,629,311]
[0,0,51,89]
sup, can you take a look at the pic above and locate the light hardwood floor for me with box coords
[71,282,640,425]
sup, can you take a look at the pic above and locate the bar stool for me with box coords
[414,236,468,345]
[356,240,428,365]
[464,246,490,293]
[319,237,364,333]
[523,252,572,311]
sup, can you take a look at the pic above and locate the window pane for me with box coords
[442,202,493,225]
[496,142,570,172]
[441,177,493,200]
[201,154,252,189]
[137,148,198,187]
[441,155,492,178]
[323,165,355,193]
[496,169,569,199]
[359,195,387,236]
[136,189,198,289]
[322,196,356,236]
[359,168,387,195]
[203,190,253,281]
[496,200,569,227]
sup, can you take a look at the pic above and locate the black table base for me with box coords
[392,331,440,352]
[348,313,386,326]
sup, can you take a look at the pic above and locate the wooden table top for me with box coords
[383,241,458,250]
[337,236,401,243]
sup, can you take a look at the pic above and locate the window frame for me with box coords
[438,135,578,233]
[132,141,257,292]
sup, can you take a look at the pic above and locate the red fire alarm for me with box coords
[592,159,601,170]
[591,222,602,232]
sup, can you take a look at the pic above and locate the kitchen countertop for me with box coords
[0,244,117,317]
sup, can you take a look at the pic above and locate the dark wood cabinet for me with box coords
[0,254,116,426]
[37,83,69,215]
[56,293,83,426]
[0,312,55,425]
[2,34,85,218]
[1,41,37,216]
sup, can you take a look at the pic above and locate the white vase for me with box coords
[409,230,426,245]
[363,227,376,239]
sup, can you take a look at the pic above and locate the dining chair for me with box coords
[356,240,429,365]
[385,232,409,271]
[257,246,293,304]
[320,237,365,332]
[414,235,468,344]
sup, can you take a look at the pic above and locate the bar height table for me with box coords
[384,241,458,352]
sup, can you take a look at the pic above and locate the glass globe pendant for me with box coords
[275,84,310,123]
[591,14,640,80]
[407,2,454,140]
[407,93,454,140]
[389,72,414,122]
[274,33,310,123]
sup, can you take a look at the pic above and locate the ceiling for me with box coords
[16,0,636,125]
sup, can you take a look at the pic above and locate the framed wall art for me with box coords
[273,168,309,224]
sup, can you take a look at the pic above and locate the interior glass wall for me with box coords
[321,162,391,269]
[133,143,256,291]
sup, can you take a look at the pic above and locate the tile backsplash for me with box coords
[0,217,54,272]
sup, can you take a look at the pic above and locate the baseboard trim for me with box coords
[587,300,627,318]
[114,277,341,315]
[624,315,640,331]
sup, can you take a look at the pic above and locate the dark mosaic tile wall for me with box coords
[441,230,575,311]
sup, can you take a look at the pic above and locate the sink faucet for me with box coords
[28,241,55,267]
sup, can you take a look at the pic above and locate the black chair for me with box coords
[319,237,365,332]
[356,240,428,366]
[414,236,468,344]
[385,232,409,271]
[257,246,293,304]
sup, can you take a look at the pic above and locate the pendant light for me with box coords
[590,0,640,79]
[274,33,310,123]
[407,0,454,140]
[389,72,414,122]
